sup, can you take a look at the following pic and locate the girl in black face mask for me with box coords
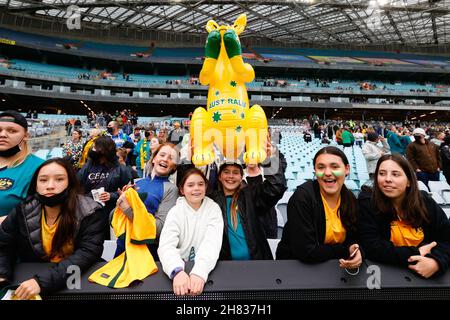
[0,158,105,299]
[77,136,132,237]
[0,110,44,222]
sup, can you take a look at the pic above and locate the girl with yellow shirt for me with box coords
[0,158,105,299]
[358,154,450,278]
[277,146,362,271]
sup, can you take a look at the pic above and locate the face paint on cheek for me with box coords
[315,172,324,178]
[331,170,344,177]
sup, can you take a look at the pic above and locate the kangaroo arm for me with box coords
[199,58,217,86]
[229,56,255,83]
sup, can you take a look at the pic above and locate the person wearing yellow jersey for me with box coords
[277,146,362,271]
[358,154,450,278]
[0,158,105,299]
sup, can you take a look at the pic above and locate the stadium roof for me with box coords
[1,0,449,47]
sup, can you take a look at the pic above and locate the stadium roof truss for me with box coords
[0,0,449,47]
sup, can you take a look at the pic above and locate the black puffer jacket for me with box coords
[210,153,287,260]
[0,195,105,293]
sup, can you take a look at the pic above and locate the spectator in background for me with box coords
[327,124,334,140]
[430,132,445,148]
[353,128,364,148]
[440,135,450,185]
[122,120,133,136]
[335,127,343,145]
[406,128,441,188]
[77,136,132,238]
[0,158,105,299]
[387,125,406,155]
[62,129,84,169]
[303,131,312,143]
[74,118,82,130]
[78,128,103,170]
[342,127,354,150]
[117,147,138,181]
[0,110,44,222]
[32,110,38,119]
[122,140,136,169]
[134,130,153,178]
[401,128,414,147]
[168,122,186,146]
[362,132,390,180]
[158,128,168,143]
[130,127,142,144]
[107,121,132,148]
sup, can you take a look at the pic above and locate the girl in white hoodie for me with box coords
[158,168,224,296]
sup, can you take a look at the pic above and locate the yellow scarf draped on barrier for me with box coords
[88,188,158,288]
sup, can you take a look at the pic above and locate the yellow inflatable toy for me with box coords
[191,14,268,166]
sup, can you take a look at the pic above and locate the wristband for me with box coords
[170,267,183,279]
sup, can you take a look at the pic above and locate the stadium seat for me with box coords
[417,181,429,192]
[428,181,450,196]
[267,239,280,260]
[49,147,63,158]
[34,149,50,160]
[443,208,450,219]
[430,192,446,205]
[276,191,293,226]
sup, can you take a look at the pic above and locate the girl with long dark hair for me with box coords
[209,141,287,260]
[277,146,362,271]
[358,153,450,278]
[0,158,105,299]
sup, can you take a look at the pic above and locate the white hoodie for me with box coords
[158,196,224,282]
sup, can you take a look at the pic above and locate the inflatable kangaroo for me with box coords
[191,14,268,166]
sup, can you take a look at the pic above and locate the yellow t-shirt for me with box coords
[41,209,73,262]
[321,194,346,245]
[390,219,424,247]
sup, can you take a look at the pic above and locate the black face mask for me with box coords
[414,135,422,142]
[0,137,23,158]
[107,127,114,134]
[37,189,69,207]
[0,144,21,158]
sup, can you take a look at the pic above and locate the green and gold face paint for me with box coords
[315,169,345,178]
[331,170,344,177]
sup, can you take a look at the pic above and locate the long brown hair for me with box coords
[92,136,118,167]
[178,168,208,196]
[28,158,81,261]
[372,153,429,227]
[313,146,358,231]
[218,163,244,230]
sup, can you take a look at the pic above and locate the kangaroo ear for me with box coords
[206,20,219,33]
[233,14,247,35]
